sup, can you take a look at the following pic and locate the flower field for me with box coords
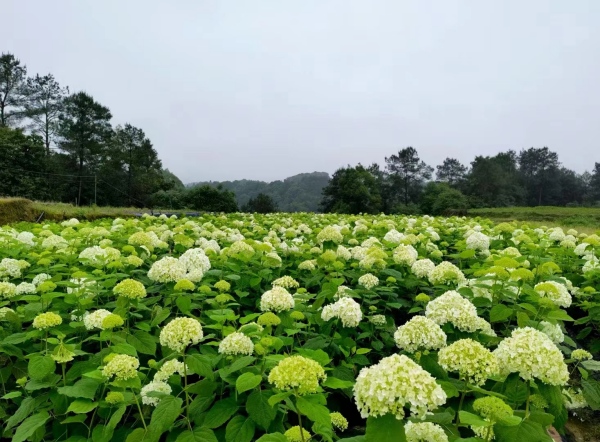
[1,213,599,442]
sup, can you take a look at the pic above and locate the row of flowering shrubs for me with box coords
[1,213,600,441]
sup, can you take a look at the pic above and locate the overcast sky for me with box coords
[3,1,600,183]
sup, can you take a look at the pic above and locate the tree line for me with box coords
[0,51,230,212]
[320,146,600,215]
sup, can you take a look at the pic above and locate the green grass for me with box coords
[0,199,160,225]
[469,206,600,233]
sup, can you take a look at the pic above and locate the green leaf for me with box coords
[321,377,354,389]
[226,356,256,374]
[151,307,171,327]
[187,354,214,378]
[28,355,56,380]
[246,390,277,430]
[176,428,218,442]
[255,434,288,442]
[127,330,157,355]
[57,377,103,399]
[225,415,256,442]
[5,397,36,430]
[236,372,262,394]
[537,384,567,430]
[148,396,183,437]
[296,396,331,428]
[582,360,600,371]
[458,411,490,427]
[67,399,98,414]
[95,406,127,442]
[61,415,88,424]
[490,304,513,323]
[13,411,50,442]
[176,296,192,313]
[546,310,574,321]
[337,437,367,442]
[582,378,600,410]
[204,398,238,429]
[494,419,553,442]
[365,414,406,442]
[2,391,22,399]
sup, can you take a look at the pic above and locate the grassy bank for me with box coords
[0,199,149,224]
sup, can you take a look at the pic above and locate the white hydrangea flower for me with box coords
[218,332,254,355]
[321,297,363,327]
[428,261,466,285]
[83,309,111,330]
[394,316,447,353]
[493,327,569,385]
[141,381,172,406]
[425,290,493,334]
[466,232,490,251]
[534,280,572,308]
[539,321,564,344]
[393,244,418,266]
[358,273,379,290]
[148,257,187,283]
[159,317,204,352]
[353,354,447,419]
[411,259,436,279]
[260,286,295,312]
[404,422,448,442]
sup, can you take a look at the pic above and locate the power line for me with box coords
[3,167,96,178]
[97,178,148,206]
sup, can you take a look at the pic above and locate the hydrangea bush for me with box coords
[0,213,599,441]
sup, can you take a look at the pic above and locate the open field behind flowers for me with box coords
[1,214,600,442]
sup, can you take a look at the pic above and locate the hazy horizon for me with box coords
[3,1,600,183]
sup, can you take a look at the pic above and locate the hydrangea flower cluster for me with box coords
[393,244,418,266]
[394,316,447,353]
[102,354,140,380]
[493,327,569,385]
[159,317,204,352]
[358,273,379,290]
[438,339,499,386]
[425,291,494,334]
[268,355,326,395]
[534,281,572,308]
[428,261,466,285]
[32,312,63,329]
[154,359,187,382]
[321,297,363,327]
[411,259,436,278]
[353,354,447,419]
[218,332,254,355]
[404,422,448,442]
[271,275,300,289]
[148,257,187,283]
[141,381,172,406]
[260,286,295,312]
[113,279,147,299]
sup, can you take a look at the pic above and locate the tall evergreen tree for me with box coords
[21,74,68,154]
[0,127,47,199]
[518,147,560,206]
[0,52,27,127]
[385,147,433,206]
[58,92,112,205]
[108,124,163,206]
[436,157,467,187]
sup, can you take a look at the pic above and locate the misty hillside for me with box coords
[188,172,330,212]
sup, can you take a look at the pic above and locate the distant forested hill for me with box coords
[188,172,330,212]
